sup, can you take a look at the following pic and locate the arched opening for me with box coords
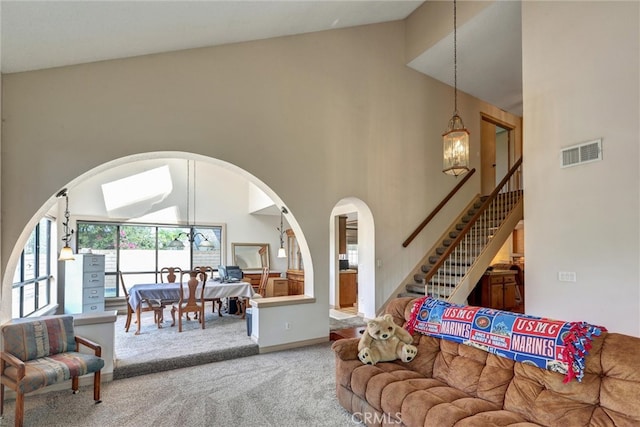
[329,198,375,321]
[2,151,314,341]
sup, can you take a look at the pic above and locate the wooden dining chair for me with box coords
[257,266,270,297]
[160,266,182,283]
[170,270,206,332]
[119,271,164,332]
[194,266,223,317]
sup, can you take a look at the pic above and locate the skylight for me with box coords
[101,165,173,212]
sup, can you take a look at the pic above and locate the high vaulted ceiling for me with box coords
[0,0,522,115]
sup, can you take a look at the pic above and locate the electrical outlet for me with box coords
[285,322,291,330]
[558,271,576,282]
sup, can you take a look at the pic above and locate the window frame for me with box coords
[12,218,53,318]
[76,220,225,298]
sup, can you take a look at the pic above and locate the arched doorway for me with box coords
[329,198,375,320]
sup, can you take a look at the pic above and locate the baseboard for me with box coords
[258,336,328,353]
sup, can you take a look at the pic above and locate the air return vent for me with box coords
[561,139,602,168]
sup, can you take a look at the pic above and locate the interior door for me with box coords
[481,120,497,195]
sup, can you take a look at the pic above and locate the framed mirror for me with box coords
[232,243,270,270]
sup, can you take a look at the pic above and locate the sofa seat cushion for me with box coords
[453,410,541,426]
[3,351,105,394]
[347,362,516,427]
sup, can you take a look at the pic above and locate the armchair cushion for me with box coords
[2,316,76,361]
[3,352,105,394]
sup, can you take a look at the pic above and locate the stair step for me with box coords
[398,291,425,299]
[413,273,425,283]
[405,284,425,294]
[428,276,461,286]
[426,285,454,298]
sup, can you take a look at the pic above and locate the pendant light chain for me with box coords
[453,0,458,115]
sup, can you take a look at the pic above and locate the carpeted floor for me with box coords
[0,343,363,427]
[114,310,259,379]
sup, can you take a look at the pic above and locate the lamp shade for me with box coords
[58,245,75,261]
[167,238,185,249]
[442,113,470,177]
[199,239,214,248]
[277,247,287,258]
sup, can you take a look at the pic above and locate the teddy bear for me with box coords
[358,314,418,365]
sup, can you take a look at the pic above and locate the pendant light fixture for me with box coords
[56,188,75,261]
[277,207,288,258]
[167,160,215,249]
[442,0,470,177]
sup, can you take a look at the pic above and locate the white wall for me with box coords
[522,1,640,335]
[1,21,494,336]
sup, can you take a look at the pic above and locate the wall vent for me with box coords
[561,139,602,168]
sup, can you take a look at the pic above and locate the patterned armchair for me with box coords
[0,315,104,427]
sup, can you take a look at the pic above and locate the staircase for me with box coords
[397,159,524,306]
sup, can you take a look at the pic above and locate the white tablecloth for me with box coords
[128,281,255,310]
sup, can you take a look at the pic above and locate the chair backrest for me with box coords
[1,316,76,361]
[160,266,182,283]
[179,270,205,308]
[193,266,213,282]
[119,271,130,300]
[258,266,270,296]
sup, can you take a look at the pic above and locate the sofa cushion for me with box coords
[595,333,640,425]
[432,338,515,407]
[3,351,105,394]
[2,316,76,361]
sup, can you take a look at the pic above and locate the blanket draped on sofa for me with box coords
[406,297,606,383]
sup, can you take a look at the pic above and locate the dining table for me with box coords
[128,280,257,335]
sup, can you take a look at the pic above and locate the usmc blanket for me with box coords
[406,297,606,383]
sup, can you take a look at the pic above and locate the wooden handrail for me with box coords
[422,157,523,286]
[402,168,476,248]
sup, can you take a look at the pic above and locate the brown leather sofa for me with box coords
[332,297,640,426]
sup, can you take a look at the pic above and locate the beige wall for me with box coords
[0,21,496,328]
[522,1,640,335]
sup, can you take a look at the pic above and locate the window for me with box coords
[12,218,52,318]
[77,221,223,297]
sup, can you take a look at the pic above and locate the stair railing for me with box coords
[424,158,523,299]
[402,168,476,248]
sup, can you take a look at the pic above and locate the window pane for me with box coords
[38,219,50,278]
[12,287,21,318]
[119,225,157,272]
[193,227,222,269]
[119,273,157,290]
[38,281,49,309]
[104,273,118,298]
[159,227,190,270]
[23,230,36,280]
[22,283,36,317]
[13,257,21,283]
[78,223,117,251]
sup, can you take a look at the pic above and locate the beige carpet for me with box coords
[114,310,259,378]
[0,343,362,427]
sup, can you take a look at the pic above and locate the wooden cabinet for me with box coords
[286,270,304,295]
[64,254,105,314]
[480,270,517,311]
[339,270,357,308]
[266,278,289,297]
[286,229,304,295]
[242,271,281,288]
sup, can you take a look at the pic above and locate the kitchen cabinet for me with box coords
[479,270,517,311]
[339,270,357,308]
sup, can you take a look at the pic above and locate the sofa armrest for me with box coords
[0,351,25,380]
[331,338,360,361]
[75,335,102,357]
